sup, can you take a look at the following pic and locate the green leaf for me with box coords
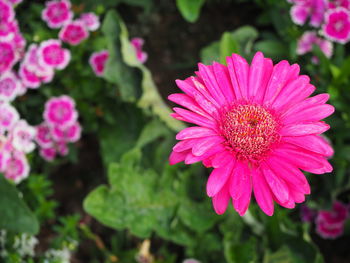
[102,10,141,102]
[231,26,258,57]
[176,0,205,23]
[0,175,39,234]
[219,32,239,64]
[255,40,287,60]
[224,237,257,263]
[84,152,178,238]
[200,42,220,65]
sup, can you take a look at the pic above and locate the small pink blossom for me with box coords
[290,0,326,27]
[328,0,350,9]
[79,12,100,31]
[0,20,17,41]
[131,37,148,63]
[0,103,19,134]
[51,122,81,143]
[35,123,53,148]
[296,31,333,62]
[10,120,36,154]
[89,50,109,77]
[59,20,89,46]
[44,95,78,127]
[41,0,73,29]
[0,71,20,102]
[3,151,29,183]
[0,41,16,74]
[322,7,350,43]
[40,147,56,162]
[316,201,348,239]
[37,39,71,70]
[0,0,14,23]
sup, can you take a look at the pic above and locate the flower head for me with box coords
[89,50,109,77]
[316,201,348,239]
[169,52,334,216]
[290,0,326,27]
[44,95,78,127]
[41,0,73,29]
[0,41,16,74]
[79,12,100,31]
[0,0,14,23]
[0,103,19,134]
[3,151,29,183]
[322,7,350,43]
[37,39,71,70]
[0,71,20,102]
[59,20,89,46]
[131,37,148,63]
[10,120,36,154]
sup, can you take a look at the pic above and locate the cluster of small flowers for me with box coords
[35,95,81,162]
[42,0,100,45]
[288,0,350,60]
[89,37,148,77]
[0,103,36,183]
[301,201,349,239]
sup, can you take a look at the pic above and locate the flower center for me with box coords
[220,103,280,161]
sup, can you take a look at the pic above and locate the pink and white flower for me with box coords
[328,0,350,9]
[79,12,100,31]
[35,123,53,148]
[0,41,16,74]
[89,50,109,77]
[322,7,350,43]
[40,147,56,162]
[0,0,14,23]
[51,122,81,142]
[0,71,20,102]
[0,103,19,134]
[37,39,71,70]
[44,95,78,127]
[169,52,334,216]
[0,20,18,41]
[3,152,30,183]
[131,37,148,63]
[316,201,348,239]
[41,0,73,29]
[10,120,36,154]
[290,0,326,27]
[59,20,89,46]
[296,31,333,61]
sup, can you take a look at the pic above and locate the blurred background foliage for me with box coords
[2,0,350,262]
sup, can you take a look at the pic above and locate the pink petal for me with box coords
[281,93,330,116]
[192,136,224,156]
[212,151,234,168]
[176,127,216,140]
[207,160,235,197]
[291,5,309,25]
[173,107,216,128]
[281,104,335,124]
[248,51,266,100]
[261,163,290,204]
[280,122,330,136]
[213,62,235,103]
[212,185,230,215]
[168,93,213,118]
[229,161,250,200]
[226,54,250,99]
[169,150,189,165]
[252,167,274,216]
[173,139,198,152]
[233,176,252,216]
[282,135,334,157]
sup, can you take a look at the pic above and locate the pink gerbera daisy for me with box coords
[169,52,334,216]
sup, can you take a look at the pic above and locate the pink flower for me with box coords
[59,20,89,46]
[131,37,148,63]
[0,103,19,134]
[322,7,350,43]
[10,120,36,153]
[89,50,109,77]
[0,20,18,41]
[316,201,348,239]
[51,122,81,142]
[296,31,333,62]
[41,0,73,29]
[35,123,53,148]
[44,95,78,127]
[0,0,14,23]
[328,0,350,9]
[0,41,16,74]
[3,151,29,183]
[290,0,326,27]
[0,71,20,102]
[40,147,56,161]
[169,52,334,216]
[79,12,100,31]
[37,39,71,70]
